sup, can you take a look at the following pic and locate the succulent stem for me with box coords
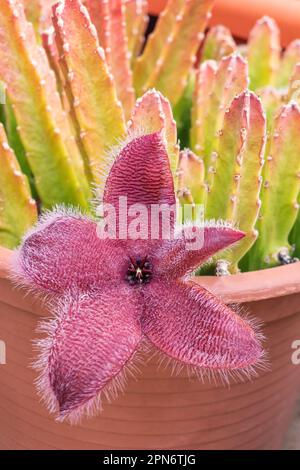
[0,124,37,248]
[0,0,91,209]
[248,102,300,270]
[133,0,214,106]
[247,16,281,91]
[201,25,236,63]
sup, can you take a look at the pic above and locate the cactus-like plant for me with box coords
[0,0,92,211]
[0,0,300,276]
[247,17,281,92]
[195,15,300,272]
[187,55,266,274]
[201,16,300,93]
[7,0,300,423]
[133,0,213,104]
[247,103,300,270]
[0,0,214,248]
[204,91,266,274]
[12,130,263,423]
[201,25,236,63]
[181,17,300,273]
[190,54,249,172]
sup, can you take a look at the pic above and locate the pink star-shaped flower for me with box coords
[12,132,264,422]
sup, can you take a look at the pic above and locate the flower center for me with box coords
[126,256,152,285]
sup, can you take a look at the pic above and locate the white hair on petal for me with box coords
[15,204,92,247]
[91,127,167,212]
[174,218,238,235]
[173,218,244,276]
[9,205,94,302]
[15,281,267,424]
[7,133,267,422]
[32,293,151,424]
[146,302,269,388]
[152,342,268,389]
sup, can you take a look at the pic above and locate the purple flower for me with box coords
[12,132,264,422]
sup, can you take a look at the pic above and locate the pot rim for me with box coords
[1,247,300,305]
[148,0,300,47]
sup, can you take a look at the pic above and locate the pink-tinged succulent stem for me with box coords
[41,30,65,99]
[133,0,214,106]
[21,0,58,34]
[83,0,110,51]
[51,8,95,182]
[20,0,42,35]
[205,55,249,171]
[133,0,185,96]
[191,54,248,174]
[190,60,217,157]
[205,91,248,222]
[0,0,91,209]
[172,70,195,149]
[53,0,126,189]
[257,87,282,180]
[201,25,237,63]
[258,87,282,131]
[247,16,281,91]
[0,124,37,249]
[225,93,266,272]
[128,90,165,135]
[249,102,300,269]
[177,149,206,221]
[203,91,266,273]
[42,28,87,156]
[158,95,179,177]
[84,0,135,119]
[276,40,300,89]
[127,89,179,178]
[106,0,135,119]
[125,0,148,65]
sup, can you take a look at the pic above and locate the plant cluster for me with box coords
[0,1,300,275]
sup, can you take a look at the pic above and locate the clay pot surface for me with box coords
[0,247,300,449]
[149,0,300,47]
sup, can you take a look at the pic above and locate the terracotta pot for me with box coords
[0,246,300,450]
[148,0,167,15]
[148,0,300,47]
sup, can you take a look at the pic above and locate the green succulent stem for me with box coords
[248,102,300,270]
[0,124,37,248]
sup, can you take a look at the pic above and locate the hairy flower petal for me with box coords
[142,279,263,371]
[37,287,142,421]
[13,209,126,294]
[104,132,175,209]
[153,225,245,279]
[103,132,176,242]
